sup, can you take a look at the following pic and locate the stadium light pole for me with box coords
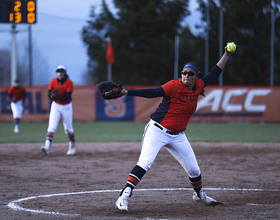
[218,6,224,86]
[174,35,179,80]
[10,24,18,85]
[204,0,210,76]
[28,25,33,86]
[270,0,275,87]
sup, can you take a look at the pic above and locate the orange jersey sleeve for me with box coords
[161,80,180,97]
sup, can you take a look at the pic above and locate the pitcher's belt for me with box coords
[153,122,180,135]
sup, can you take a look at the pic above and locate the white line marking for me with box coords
[7,188,280,216]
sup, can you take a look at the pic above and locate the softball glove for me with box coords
[97,81,124,100]
[48,89,60,101]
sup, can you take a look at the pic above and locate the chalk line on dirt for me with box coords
[7,188,280,216]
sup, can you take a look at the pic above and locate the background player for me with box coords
[40,65,76,156]
[114,43,235,212]
[8,79,26,133]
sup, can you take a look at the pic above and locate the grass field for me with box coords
[0,121,279,143]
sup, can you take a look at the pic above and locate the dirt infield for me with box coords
[0,142,280,220]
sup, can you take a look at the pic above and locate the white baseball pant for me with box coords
[10,100,23,119]
[137,120,201,178]
[47,101,74,134]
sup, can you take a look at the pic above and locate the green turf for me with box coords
[0,121,279,143]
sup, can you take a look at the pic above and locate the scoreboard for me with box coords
[0,0,37,23]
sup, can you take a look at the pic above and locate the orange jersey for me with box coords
[8,86,26,101]
[48,77,73,105]
[151,79,204,132]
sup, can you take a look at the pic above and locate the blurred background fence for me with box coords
[1,85,279,123]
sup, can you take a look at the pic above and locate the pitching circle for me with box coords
[7,188,280,217]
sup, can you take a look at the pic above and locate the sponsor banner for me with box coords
[133,86,280,123]
[192,86,280,122]
[0,86,50,121]
[135,96,162,121]
[0,86,96,122]
[95,90,134,121]
[0,86,279,122]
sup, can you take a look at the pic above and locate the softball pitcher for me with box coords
[40,65,76,156]
[115,44,235,212]
[8,79,26,133]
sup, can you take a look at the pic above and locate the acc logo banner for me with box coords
[95,90,134,121]
[192,87,279,122]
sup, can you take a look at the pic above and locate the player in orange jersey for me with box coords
[40,65,76,156]
[8,79,26,133]
[115,43,236,212]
